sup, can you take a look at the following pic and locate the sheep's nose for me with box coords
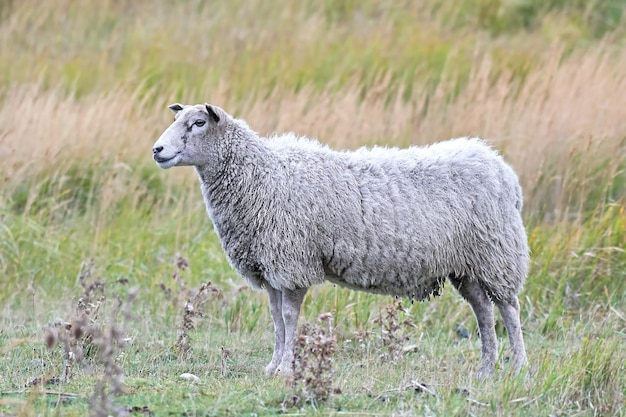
[153,146,163,154]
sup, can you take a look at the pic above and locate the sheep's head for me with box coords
[152,103,227,169]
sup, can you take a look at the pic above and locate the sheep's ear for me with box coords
[168,103,184,113]
[205,104,221,124]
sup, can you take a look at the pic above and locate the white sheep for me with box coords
[152,103,529,378]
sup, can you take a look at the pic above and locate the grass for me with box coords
[1,0,626,416]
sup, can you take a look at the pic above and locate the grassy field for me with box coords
[1,1,625,416]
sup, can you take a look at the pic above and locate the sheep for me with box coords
[152,103,529,379]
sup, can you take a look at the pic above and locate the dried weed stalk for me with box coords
[158,253,191,308]
[175,281,222,357]
[44,259,136,417]
[87,288,137,417]
[289,313,339,406]
[373,299,417,361]
[173,253,189,287]
[161,254,224,357]
[45,259,105,381]
[158,254,223,356]
[220,346,232,377]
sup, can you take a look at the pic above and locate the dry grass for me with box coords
[290,313,339,406]
[42,259,137,417]
[373,300,418,362]
[1,2,625,217]
[1,42,625,222]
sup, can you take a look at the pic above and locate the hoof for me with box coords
[511,355,528,376]
[265,362,279,376]
[275,361,294,377]
[475,366,495,380]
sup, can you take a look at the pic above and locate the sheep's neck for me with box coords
[195,131,274,218]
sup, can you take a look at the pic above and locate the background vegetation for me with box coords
[1,0,625,415]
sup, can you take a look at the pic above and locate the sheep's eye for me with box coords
[194,120,206,127]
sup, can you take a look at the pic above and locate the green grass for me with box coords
[1,0,626,416]
[1,201,624,416]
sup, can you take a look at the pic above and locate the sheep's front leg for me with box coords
[275,287,308,376]
[265,286,285,376]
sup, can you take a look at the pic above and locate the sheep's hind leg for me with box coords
[449,276,497,379]
[265,286,285,376]
[275,287,308,376]
[495,297,527,375]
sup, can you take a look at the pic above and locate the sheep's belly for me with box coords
[325,271,446,301]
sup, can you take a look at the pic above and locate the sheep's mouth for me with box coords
[154,153,180,169]
[154,154,175,163]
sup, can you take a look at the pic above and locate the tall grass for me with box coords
[1,1,625,415]
[3,43,625,220]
